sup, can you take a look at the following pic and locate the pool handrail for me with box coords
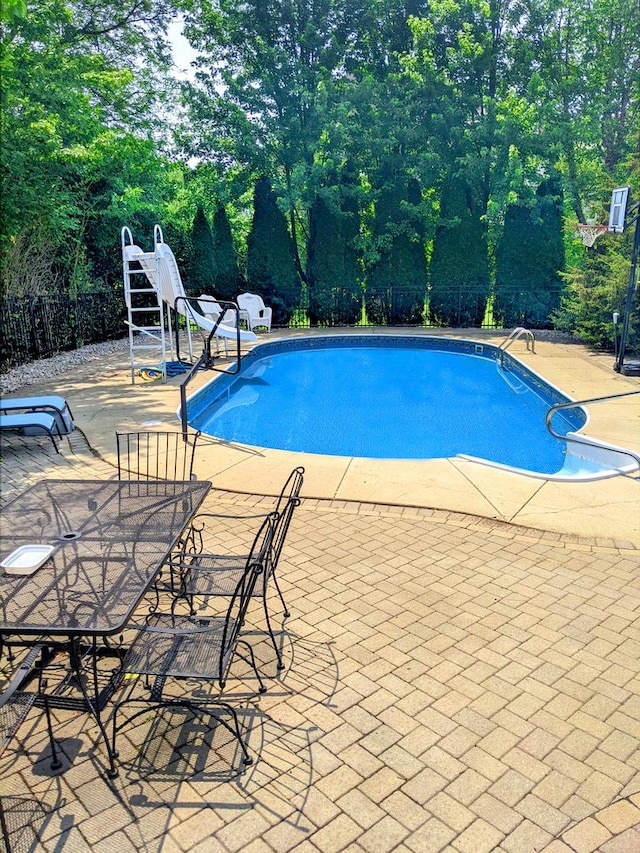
[177,298,248,439]
[546,390,640,472]
[498,327,536,363]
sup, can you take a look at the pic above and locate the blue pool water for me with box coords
[186,336,589,475]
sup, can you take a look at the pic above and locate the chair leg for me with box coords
[214,701,253,766]
[111,698,253,769]
[262,599,285,671]
[271,572,290,619]
[0,798,11,853]
[234,641,267,693]
[42,692,61,771]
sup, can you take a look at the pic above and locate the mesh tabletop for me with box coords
[0,479,210,637]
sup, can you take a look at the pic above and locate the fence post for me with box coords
[28,296,40,360]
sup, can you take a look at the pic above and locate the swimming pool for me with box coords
[184,335,637,479]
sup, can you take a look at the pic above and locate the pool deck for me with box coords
[1,328,640,853]
[4,327,637,546]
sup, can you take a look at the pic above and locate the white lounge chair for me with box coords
[237,293,272,333]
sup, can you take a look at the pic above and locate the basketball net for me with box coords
[574,224,608,247]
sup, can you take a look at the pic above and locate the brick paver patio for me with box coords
[1,429,639,853]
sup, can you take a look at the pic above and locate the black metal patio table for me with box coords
[0,478,211,775]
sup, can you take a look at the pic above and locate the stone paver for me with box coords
[1,336,639,852]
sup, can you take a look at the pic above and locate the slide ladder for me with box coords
[122,224,258,385]
[121,226,168,384]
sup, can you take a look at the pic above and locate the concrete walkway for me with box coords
[1,330,639,853]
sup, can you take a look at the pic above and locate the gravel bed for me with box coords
[0,338,130,394]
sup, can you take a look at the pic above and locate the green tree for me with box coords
[188,205,216,295]
[210,201,243,302]
[366,173,426,324]
[182,0,364,279]
[494,178,566,328]
[246,176,300,325]
[554,239,635,349]
[429,175,490,326]
[513,0,640,223]
[307,177,362,326]
[0,0,174,295]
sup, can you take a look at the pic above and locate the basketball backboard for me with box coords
[608,186,630,233]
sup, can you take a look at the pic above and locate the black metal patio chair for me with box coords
[110,511,276,772]
[171,467,304,671]
[116,430,201,482]
[115,429,203,596]
[1,645,60,853]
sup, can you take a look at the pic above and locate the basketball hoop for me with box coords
[574,224,608,248]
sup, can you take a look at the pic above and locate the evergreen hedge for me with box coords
[211,202,243,302]
[307,185,361,326]
[188,206,216,295]
[366,174,427,325]
[429,175,490,327]
[494,178,565,328]
[246,177,300,326]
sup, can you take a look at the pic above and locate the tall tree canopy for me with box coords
[1,0,638,349]
[0,0,175,293]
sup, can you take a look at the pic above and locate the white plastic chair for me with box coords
[197,296,241,355]
[197,295,238,327]
[236,293,272,332]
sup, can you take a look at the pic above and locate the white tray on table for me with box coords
[1,544,56,576]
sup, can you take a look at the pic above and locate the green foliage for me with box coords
[188,205,216,295]
[211,201,243,301]
[0,0,174,295]
[2,0,638,350]
[366,173,427,325]
[246,177,300,325]
[429,175,490,326]
[554,235,638,351]
[494,177,565,328]
[306,179,361,326]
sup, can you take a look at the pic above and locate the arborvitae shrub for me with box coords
[307,180,361,325]
[494,177,565,329]
[211,201,243,302]
[366,173,427,325]
[246,176,300,326]
[429,176,489,327]
[188,205,216,295]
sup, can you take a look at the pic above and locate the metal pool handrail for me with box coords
[546,390,640,471]
[498,327,536,364]
[176,297,244,440]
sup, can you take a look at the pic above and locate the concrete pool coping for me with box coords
[1,327,639,547]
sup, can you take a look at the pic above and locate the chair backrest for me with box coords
[197,295,237,327]
[197,295,223,318]
[219,512,277,676]
[116,431,200,481]
[237,292,266,317]
[269,466,304,574]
